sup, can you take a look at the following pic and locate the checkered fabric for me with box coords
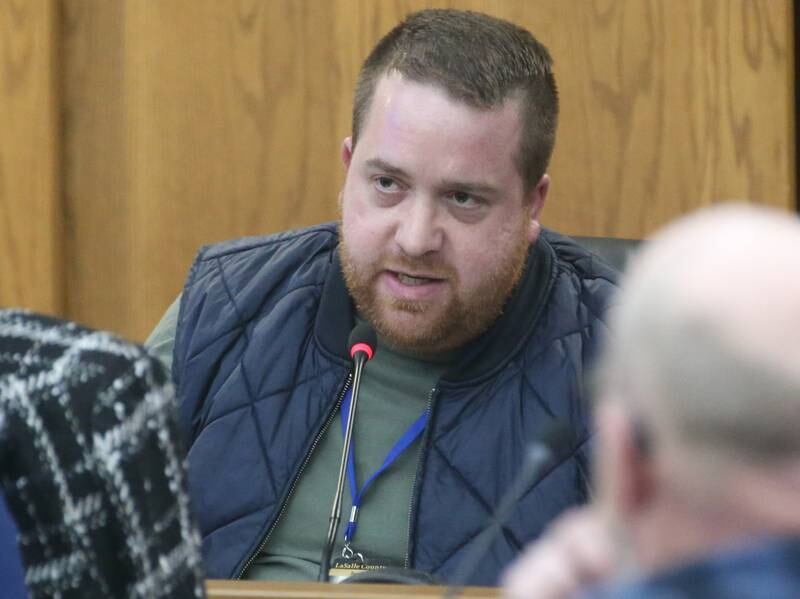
[0,310,205,598]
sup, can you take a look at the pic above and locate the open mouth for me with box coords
[395,272,441,286]
[380,269,449,302]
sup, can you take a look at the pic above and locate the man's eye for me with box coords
[449,191,479,208]
[375,177,399,192]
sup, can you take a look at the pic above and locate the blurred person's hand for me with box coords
[502,507,616,599]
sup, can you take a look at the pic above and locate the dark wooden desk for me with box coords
[206,579,500,598]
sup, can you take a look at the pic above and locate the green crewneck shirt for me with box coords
[146,299,451,580]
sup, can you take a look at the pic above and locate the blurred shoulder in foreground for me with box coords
[0,309,205,599]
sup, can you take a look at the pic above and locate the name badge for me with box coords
[329,555,405,583]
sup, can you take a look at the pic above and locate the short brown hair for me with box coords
[352,9,559,192]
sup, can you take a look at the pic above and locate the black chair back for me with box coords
[571,235,641,272]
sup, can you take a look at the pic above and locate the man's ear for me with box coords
[619,413,657,515]
[526,174,550,244]
[341,137,354,172]
[597,402,657,517]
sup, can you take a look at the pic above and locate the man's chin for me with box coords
[368,307,451,355]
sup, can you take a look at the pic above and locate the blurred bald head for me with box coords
[502,204,800,599]
[603,203,800,461]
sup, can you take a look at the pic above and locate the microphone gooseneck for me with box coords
[442,422,576,598]
[318,324,377,582]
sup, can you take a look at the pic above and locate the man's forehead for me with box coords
[357,73,523,182]
[366,72,523,136]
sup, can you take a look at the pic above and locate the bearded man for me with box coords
[146,8,618,586]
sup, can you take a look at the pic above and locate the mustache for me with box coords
[378,254,455,278]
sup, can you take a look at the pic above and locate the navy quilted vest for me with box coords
[173,223,618,585]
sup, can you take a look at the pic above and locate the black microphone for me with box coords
[442,422,576,598]
[318,323,377,582]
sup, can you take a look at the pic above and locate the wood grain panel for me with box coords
[63,0,361,339]
[60,1,132,334]
[0,0,62,314]
[537,0,795,237]
[60,0,794,341]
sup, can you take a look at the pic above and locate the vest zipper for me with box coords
[404,385,437,569]
[234,372,354,579]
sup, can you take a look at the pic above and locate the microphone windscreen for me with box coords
[348,323,377,357]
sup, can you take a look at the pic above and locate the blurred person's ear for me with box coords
[596,401,656,516]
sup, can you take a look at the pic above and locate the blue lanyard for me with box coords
[339,387,428,546]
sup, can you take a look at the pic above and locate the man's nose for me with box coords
[394,198,444,257]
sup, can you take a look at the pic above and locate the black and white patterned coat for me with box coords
[0,310,205,599]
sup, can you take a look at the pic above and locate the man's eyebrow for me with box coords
[364,158,499,196]
[364,158,410,179]
[437,178,499,196]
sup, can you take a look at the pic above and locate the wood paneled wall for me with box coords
[1,0,795,341]
[0,0,62,315]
